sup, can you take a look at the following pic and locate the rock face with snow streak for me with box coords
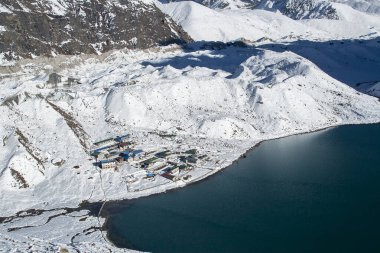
[257,0,339,19]
[0,0,192,60]
[161,0,339,19]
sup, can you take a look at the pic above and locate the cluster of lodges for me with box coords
[90,134,143,170]
[90,134,205,183]
[137,149,199,182]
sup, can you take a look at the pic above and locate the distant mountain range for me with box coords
[160,0,339,19]
[0,0,192,60]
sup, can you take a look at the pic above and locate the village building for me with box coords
[93,138,115,148]
[119,151,130,161]
[90,150,101,159]
[115,157,124,163]
[131,149,143,158]
[114,134,129,143]
[101,160,116,169]
[170,167,180,175]
[118,142,130,149]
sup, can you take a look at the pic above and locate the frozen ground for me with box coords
[1,1,380,252]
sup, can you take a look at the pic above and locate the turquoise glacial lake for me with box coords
[105,124,380,253]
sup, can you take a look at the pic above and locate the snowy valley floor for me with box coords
[0,37,380,252]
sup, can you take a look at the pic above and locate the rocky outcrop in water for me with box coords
[0,0,192,60]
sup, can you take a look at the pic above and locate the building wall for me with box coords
[102,162,116,169]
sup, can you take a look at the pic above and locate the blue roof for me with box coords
[146,172,155,177]
[90,151,101,156]
[93,138,114,146]
[94,146,110,152]
[119,150,142,157]
[114,134,129,142]
[99,159,116,164]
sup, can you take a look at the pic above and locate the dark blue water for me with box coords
[105,124,380,253]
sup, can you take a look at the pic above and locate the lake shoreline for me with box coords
[100,121,380,250]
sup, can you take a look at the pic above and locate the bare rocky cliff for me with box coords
[0,0,192,60]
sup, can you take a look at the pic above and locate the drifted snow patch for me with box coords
[0,153,44,190]
[198,117,258,140]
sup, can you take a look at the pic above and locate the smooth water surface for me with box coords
[105,124,380,253]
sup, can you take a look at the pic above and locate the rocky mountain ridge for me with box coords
[160,0,339,19]
[0,0,192,61]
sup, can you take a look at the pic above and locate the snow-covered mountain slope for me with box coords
[333,0,380,14]
[161,0,258,9]
[161,0,339,19]
[159,1,380,96]
[256,0,339,19]
[0,43,379,210]
[0,0,191,61]
[366,82,380,97]
[258,37,380,95]
[159,1,318,42]
[159,1,380,42]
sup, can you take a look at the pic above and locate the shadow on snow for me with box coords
[258,37,380,87]
[144,37,380,92]
[142,41,261,77]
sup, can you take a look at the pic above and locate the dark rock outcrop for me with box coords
[0,0,192,60]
